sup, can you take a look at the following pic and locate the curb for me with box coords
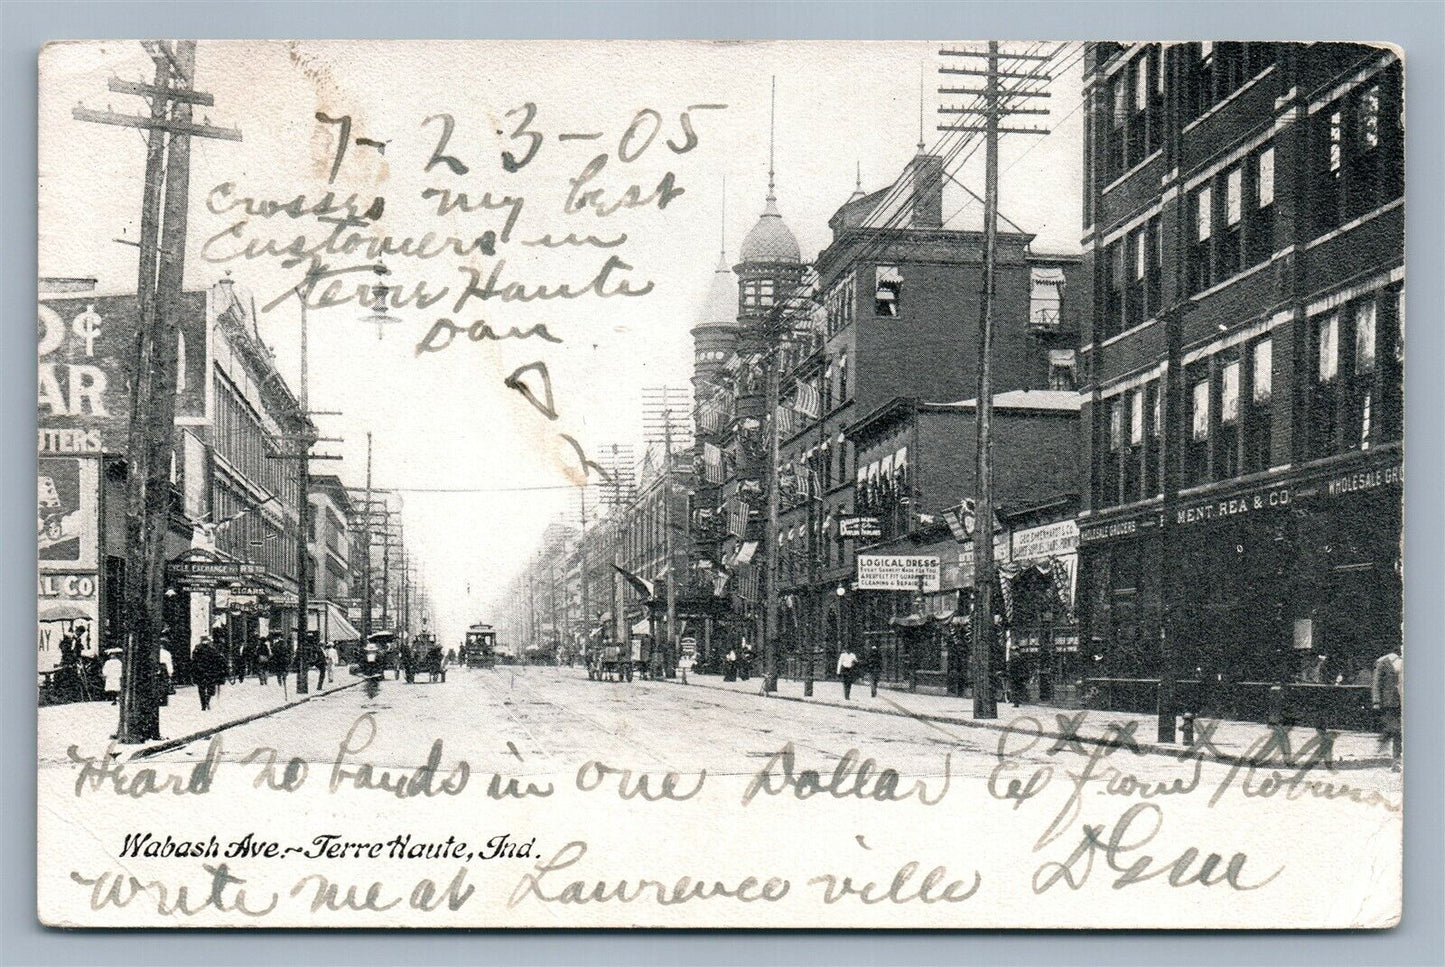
[671,677,1395,772]
[128,679,363,761]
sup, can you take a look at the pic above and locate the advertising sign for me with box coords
[837,515,882,539]
[37,291,209,454]
[36,456,98,571]
[37,572,99,670]
[856,554,940,592]
[1011,519,1079,561]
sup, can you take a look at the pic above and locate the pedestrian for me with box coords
[253,640,271,686]
[723,647,738,682]
[866,642,881,698]
[313,643,329,689]
[1371,641,1402,771]
[1007,651,1029,708]
[101,648,123,704]
[325,644,340,683]
[192,635,225,711]
[740,643,753,681]
[156,639,174,706]
[837,645,859,700]
[271,636,293,695]
[360,643,383,699]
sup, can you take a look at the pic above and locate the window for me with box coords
[1248,146,1276,266]
[1125,389,1144,501]
[1187,376,1211,486]
[1309,313,1341,458]
[1144,382,1162,496]
[1314,65,1403,234]
[1103,240,1125,337]
[1048,349,1077,391]
[1218,359,1241,477]
[838,353,849,401]
[875,265,901,316]
[1187,43,1276,122]
[1126,229,1145,329]
[1244,337,1274,473]
[1189,186,1213,293]
[1219,166,1244,277]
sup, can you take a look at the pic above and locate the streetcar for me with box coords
[463,623,497,669]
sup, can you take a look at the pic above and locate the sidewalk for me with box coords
[678,673,1394,769]
[38,674,361,763]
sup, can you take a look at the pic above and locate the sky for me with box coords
[38,40,1085,647]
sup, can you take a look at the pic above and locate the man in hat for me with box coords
[1372,640,1403,771]
[192,635,226,711]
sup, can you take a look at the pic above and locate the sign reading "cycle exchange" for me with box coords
[855,554,941,592]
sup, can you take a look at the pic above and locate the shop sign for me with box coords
[1176,485,1292,525]
[37,456,99,571]
[37,292,210,455]
[837,515,882,539]
[167,558,266,585]
[1012,520,1079,561]
[1080,516,1150,545]
[856,554,940,592]
[1321,462,1402,499]
[37,573,98,600]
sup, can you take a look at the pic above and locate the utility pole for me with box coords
[762,341,782,694]
[938,42,1051,720]
[75,41,240,742]
[578,486,590,653]
[361,434,373,650]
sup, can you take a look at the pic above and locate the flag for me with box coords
[736,565,760,602]
[775,406,796,437]
[728,499,750,538]
[712,571,731,597]
[702,442,725,483]
[613,564,655,601]
[792,382,821,420]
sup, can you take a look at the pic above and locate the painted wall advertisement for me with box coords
[37,291,209,455]
[37,456,101,670]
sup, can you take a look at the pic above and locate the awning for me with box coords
[324,610,360,644]
[890,613,928,629]
[630,618,651,637]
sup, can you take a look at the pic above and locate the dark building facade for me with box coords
[1076,42,1403,727]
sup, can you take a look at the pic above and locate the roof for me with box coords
[739,194,801,264]
[694,252,738,329]
[932,389,1083,413]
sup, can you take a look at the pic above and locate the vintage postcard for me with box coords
[37,39,1403,928]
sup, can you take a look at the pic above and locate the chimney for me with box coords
[907,154,943,229]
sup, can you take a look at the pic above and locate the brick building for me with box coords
[1076,42,1403,727]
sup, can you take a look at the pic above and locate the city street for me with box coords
[129,665,1402,793]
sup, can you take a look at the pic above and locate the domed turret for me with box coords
[739,194,801,265]
[695,253,738,329]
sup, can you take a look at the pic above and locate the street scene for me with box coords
[36,39,1404,929]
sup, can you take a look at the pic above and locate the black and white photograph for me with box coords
[35,37,1405,929]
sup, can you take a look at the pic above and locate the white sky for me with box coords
[39,40,1084,646]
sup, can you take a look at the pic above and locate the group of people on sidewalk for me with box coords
[96,634,346,713]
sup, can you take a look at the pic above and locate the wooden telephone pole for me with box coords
[75,41,240,742]
[938,42,1052,719]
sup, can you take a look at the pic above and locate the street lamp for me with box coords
[358,265,402,340]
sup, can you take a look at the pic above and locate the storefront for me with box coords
[1078,446,1401,729]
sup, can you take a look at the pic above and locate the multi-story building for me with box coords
[777,149,1082,678]
[307,474,361,653]
[1076,42,1403,727]
[205,278,310,668]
